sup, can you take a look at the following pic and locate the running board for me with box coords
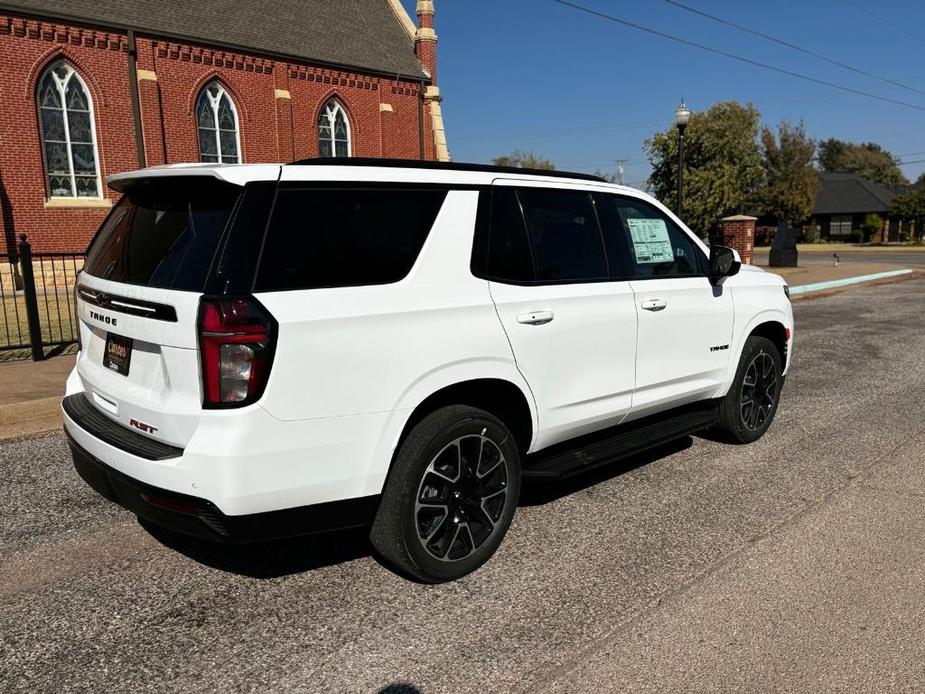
[523,401,718,480]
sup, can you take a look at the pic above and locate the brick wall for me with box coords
[0,12,434,254]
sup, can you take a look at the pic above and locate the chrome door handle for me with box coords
[517,310,554,326]
[641,298,668,312]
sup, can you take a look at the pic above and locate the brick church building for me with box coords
[0,0,449,253]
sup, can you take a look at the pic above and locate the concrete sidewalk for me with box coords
[0,355,73,440]
[756,260,906,285]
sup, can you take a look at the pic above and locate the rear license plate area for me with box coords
[104,333,133,376]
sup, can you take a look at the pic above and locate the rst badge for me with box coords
[129,418,158,435]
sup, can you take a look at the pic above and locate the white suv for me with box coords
[63,159,793,582]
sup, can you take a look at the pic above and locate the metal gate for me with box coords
[0,235,84,361]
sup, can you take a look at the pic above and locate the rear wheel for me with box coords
[715,336,783,444]
[370,405,521,583]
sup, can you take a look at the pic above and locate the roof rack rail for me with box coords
[285,157,608,183]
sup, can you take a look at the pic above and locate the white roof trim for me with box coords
[386,0,417,41]
[107,163,281,190]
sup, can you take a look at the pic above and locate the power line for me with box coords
[554,1,925,113]
[844,0,925,45]
[898,158,925,166]
[665,0,925,97]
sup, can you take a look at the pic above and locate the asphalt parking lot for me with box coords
[3,279,925,693]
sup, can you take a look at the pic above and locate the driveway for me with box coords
[3,280,925,693]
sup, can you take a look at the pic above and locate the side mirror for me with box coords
[709,245,741,283]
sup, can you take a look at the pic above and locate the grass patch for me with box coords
[1,259,82,361]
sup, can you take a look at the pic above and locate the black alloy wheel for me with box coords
[415,434,509,562]
[714,335,784,444]
[740,351,778,431]
[370,405,522,583]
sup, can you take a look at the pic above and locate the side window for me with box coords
[486,187,535,282]
[603,196,705,278]
[255,187,447,291]
[517,189,608,281]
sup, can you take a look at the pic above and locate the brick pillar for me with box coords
[137,74,166,165]
[137,40,166,165]
[414,2,449,161]
[720,215,756,264]
[415,1,437,81]
[274,63,294,162]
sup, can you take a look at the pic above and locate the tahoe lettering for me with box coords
[89,310,117,327]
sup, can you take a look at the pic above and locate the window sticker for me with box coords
[627,218,675,263]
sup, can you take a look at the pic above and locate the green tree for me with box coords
[817,139,907,188]
[645,101,764,236]
[890,188,925,241]
[758,119,819,225]
[861,213,884,242]
[493,149,556,170]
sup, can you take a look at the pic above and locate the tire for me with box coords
[714,336,783,444]
[370,405,521,583]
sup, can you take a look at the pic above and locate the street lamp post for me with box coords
[674,98,691,217]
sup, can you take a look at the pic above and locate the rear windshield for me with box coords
[254,187,448,292]
[83,178,241,291]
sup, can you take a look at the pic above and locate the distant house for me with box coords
[811,173,898,241]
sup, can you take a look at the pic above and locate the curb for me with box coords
[789,269,914,298]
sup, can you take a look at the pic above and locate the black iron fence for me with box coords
[0,235,84,361]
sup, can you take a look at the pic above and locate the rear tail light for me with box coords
[198,297,276,407]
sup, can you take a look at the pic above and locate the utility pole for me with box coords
[614,159,627,185]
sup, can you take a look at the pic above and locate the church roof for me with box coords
[1,0,427,79]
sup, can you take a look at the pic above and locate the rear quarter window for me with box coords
[254,187,448,291]
[83,178,241,291]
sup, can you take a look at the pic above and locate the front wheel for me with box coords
[715,336,783,444]
[370,405,521,583]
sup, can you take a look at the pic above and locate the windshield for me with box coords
[83,178,241,291]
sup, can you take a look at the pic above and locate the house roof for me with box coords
[1,0,427,79]
[813,172,896,216]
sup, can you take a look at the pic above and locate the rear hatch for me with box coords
[73,172,270,448]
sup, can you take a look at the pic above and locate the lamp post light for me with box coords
[674,98,691,217]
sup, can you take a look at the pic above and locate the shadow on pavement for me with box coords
[139,519,371,578]
[140,436,695,577]
[519,436,694,507]
[378,684,423,694]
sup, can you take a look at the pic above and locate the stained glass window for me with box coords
[196,82,240,164]
[37,62,101,198]
[317,99,351,158]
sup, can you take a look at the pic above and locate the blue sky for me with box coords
[401,0,925,187]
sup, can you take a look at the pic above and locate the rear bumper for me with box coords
[66,430,379,543]
[61,369,395,516]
